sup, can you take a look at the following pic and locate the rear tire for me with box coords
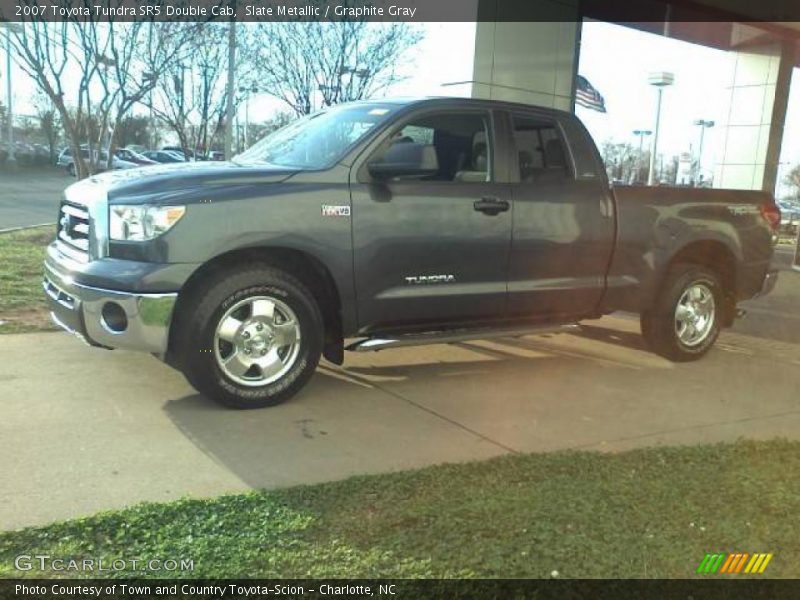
[175,265,323,409]
[640,263,723,362]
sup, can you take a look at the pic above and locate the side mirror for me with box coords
[368,143,439,180]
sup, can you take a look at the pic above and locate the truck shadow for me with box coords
[572,323,649,351]
[161,331,667,492]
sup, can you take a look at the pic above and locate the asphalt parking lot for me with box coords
[0,169,69,230]
[1,248,798,531]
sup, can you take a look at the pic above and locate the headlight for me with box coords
[109,205,186,241]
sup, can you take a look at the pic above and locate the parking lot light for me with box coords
[647,71,675,186]
[693,119,715,185]
[2,22,23,169]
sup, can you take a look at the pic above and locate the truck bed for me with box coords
[602,185,777,315]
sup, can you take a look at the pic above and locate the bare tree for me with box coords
[9,7,195,177]
[114,115,150,149]
[601,141,642,184]
[785,164,800,200]
[151,23,253,159]
[251,21,423,116]
[248,112,295,144]
[9,19,100,177]
[0,100,7,141]
[99,21,197,167]
[34,93,61,163]
[69,19,196,170]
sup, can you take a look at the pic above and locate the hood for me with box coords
[64,161,299,208]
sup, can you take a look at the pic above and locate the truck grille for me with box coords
[56,200,90,262]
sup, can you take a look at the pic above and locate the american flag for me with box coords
[575,75,607,113]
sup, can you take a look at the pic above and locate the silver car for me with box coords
[57,147,138,176]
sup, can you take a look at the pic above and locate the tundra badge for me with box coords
[405,275,456,285]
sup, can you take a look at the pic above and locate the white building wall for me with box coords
[470,0,581,111]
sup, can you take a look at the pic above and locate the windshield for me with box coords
[234,103,397,169]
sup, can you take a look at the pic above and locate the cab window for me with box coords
[512,113,570,182]
[372,112,492,183]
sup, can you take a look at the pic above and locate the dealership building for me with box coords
[460,0,799,195]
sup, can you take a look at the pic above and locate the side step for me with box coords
[346,323,580,352]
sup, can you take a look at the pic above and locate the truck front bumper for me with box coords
[43,261,177,356]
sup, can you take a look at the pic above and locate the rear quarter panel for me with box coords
[603,185,774,313]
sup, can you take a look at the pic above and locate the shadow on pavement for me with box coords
[159,259,799,493]
[162,361,506,491]
[571,323,649,351]
[159,339,660,491]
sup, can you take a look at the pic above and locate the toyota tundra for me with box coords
[43,98,780,408]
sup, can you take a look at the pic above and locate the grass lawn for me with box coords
[0,226,56,334]
[1,439,798,579]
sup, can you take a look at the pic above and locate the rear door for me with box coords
[350,107,513,332]
[506,110,615,318]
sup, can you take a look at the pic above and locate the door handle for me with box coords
[473,197,510,216]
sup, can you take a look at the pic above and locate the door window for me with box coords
[371,112,492,183]
[512,114,570,182]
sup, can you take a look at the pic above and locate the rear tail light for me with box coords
[760,202,781,246]
[760,202,781,231]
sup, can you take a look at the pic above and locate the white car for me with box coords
[777,200,799,222]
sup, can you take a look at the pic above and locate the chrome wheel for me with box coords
[213,295,301,387]
[674,282,716,347]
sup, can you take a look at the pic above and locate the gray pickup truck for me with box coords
[43,98,780,408]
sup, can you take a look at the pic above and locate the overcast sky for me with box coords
[4,20,798,195]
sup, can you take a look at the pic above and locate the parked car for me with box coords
[777,199,799,221]
[142,150,186,163]
[56,147,73,169]
[162,146,196,161]
[206,151,225,161]
[4,141,51,166]
[115,148,158,166]
[43,98,779,409]
[164,150,191,161]
[57,147,137,176]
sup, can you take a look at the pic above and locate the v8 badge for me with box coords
[321,205,351,217]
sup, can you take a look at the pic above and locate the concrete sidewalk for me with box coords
[2,297,799,531]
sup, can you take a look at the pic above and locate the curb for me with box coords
[0,223,55,234]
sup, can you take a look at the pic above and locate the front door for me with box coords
[350,109,513,333]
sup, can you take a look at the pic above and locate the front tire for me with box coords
[175,265,323,409]
[641,263,723,362]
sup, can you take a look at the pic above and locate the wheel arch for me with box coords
[658,239,738,326]
[167,245,345,367]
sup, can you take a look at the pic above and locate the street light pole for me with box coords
[148,24,154,150]
[693,119,714,186]
[224,20,236,159]
[4,24,16,168]
[238,84,258,149]
[647,71,674,186]
[633,129,652,184]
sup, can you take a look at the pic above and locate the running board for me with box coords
[346,323,580,352]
